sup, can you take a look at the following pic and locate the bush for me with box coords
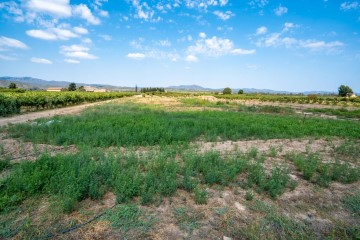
[223,87,232,95]
[238,89,244,94]
[338,85,353,97]
[194,186,208,204]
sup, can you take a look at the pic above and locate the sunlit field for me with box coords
[0,94,359,239]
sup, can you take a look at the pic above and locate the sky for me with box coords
[0,0,359,92]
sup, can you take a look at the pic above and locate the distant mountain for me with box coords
[0,77,350,95]
[166,85,214,91]
[166,85,340,95]
[0,77,132,91]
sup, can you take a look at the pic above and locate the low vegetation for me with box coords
[0,95,359,239]
[0,91,135,116]
[7,103,360,147]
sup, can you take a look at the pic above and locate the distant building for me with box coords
[84,86,107,92]
[47,87,62,92]
[350,93,357,98]
[84,86,97,92]
[94,89,107,92]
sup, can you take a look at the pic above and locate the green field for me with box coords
[0,95,359,239]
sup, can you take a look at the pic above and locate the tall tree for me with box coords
[223,87,232,95]
[338,85,353,97]
[68,82,77,91]
[8,82,17,89]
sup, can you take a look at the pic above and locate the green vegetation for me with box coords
[194,186,208,204]
[223,87,232,95]
[8,103,360,147]
[335,140,360,162]
[214,93,360,105]
[287,153,360,187]
[306,108,360,119]
[0,159,11,172]
[173,206,204,234]
[1,94,359,239]
[68,82,77,91]
[247,201,316,239]
[0,91,135,116]
[106,204,156,238]
[343,191,360,217]
[8,83,17,89]
[140,87,165,93]
[338,85,354,97]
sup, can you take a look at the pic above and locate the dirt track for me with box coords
[0,99,116,127]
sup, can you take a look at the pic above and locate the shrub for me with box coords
[223,87,232,95]
[194,186,208,204]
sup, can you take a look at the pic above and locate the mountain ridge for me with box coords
[0,77,342,95]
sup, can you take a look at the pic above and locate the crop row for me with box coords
[0,91,135,116]
[213,94,360,105]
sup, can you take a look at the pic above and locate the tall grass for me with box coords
[0,147,299,213]
[7,103,360,148]
[287,153,360,187]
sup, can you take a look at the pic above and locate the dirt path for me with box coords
[0,99,119,127]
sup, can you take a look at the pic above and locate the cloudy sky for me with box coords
[0,0,359,92]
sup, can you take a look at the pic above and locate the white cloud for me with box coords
[213,10,234,20]
[60,44,98,59]
[73,4,100,25]
[255,25,345,54]
[340,1,359,10]
[26,26,81,41]
[256,26,267,35]
[99,34,112,41]
[64,59,80,64]
[158,39,171,47]
[31,57,52,64]
[130,0,160,22]
[274,5,288,16]
[0,36,28,49]
[199,32,206,38]
[0,54,17,61]
[26,0,72,17]
[300,40,345,52]
[98,10,109,17]
[249,0,269,8]
[283,22,296,32]
[127,53,146,60]
[26,25,88,41]
[0,1,24,22]
[231,49,256,55]
[82,38,92,44]
[187,36,256,57]
[73,26,88,35]
[185,54,198,62]
[26,29,57,40]
[184,0,229,10]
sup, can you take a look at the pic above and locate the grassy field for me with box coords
[0,95,359,239]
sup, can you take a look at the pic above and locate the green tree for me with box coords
[8,82,17,89]
[223,87,232,95]
[78,86,85,92]
[238,89,244,94]
[338,85,353,97]
[68,82,77,91]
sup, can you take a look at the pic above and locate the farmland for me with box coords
[0,91,135,116]
[0,94,359,239]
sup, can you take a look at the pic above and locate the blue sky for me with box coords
[0,0,359,92]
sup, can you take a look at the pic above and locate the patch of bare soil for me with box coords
[128,95,181,106]
[0,137,77,163]
[195,138,341,157]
